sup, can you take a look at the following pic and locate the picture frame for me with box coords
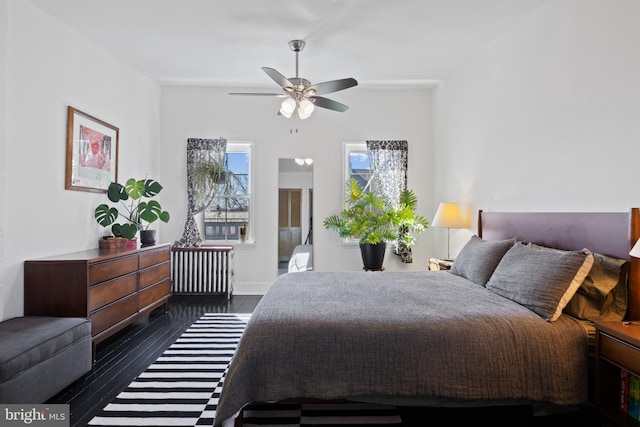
[65,106,119,193]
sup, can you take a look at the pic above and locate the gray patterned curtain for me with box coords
[174,137,227,247]
[366,140,411,262]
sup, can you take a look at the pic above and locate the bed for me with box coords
[214,209,640,427]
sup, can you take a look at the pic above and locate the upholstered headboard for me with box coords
[478,208,640,320]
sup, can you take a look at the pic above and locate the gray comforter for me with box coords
[214,270,589,426]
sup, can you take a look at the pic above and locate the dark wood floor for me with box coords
[47,294,607,427]
[47,294,261,427]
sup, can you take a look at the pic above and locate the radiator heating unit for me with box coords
[171,246,234,298]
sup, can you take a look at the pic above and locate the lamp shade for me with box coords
[631,238,640,258]
[431,202,465,228]
[279,98,296,118]
[297,99,315,119]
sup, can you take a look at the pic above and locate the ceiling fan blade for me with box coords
[310,96,349,112]
[262,67,294,90]
[307,78,358,96]
[229,92,287,97]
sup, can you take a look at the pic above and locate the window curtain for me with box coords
[366,140,411,263]
[174,137,227,248]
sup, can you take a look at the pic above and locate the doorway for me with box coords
[278,159,313,275]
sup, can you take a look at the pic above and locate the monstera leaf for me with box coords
[138,200,170,225]
[111,223,140,240]
[94,204,119,227]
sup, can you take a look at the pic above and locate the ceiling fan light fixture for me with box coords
[231,40,357,118]
[294,158,313,166]
[279,98,296,118]
[297,98,315,120]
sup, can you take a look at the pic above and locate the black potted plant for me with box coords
[323,179,429,270]
[95,177,170,247]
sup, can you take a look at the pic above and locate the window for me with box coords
[343,141,373,192]
[340,141,373,244]
[203,141,252,242]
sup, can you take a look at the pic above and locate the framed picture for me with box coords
[65,106,119,193]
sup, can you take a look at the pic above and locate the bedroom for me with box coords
[1,0,639,425]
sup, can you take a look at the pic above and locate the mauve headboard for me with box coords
[478,208,640,320]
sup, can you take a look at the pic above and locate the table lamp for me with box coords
[432,202,465,259]
[630,238,640,258]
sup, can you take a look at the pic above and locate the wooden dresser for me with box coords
[24,243,172,357]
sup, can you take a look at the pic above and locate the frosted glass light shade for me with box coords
[298,99,315,119]
[279,98,296,118]
[630,238,640,258]
[432,202,465,228]
[294,158,313,166]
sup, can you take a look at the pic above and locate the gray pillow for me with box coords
[486,242,594,322]
[564,252,628,322]
[450,236,515,286]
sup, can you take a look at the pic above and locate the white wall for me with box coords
[1,0,161,320]
[160,86,434,294]
[434,0,640,257]
[0,0,7,321]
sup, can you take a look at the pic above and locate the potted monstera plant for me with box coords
[95,177,170,247]
[323,179,429,270]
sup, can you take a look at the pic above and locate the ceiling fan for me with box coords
[229,40,358,120]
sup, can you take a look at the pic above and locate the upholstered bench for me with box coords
[0,316,92,403]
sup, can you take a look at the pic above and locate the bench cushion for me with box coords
[0,316,91,383]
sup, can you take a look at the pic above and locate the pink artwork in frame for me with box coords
[65,106,119,193]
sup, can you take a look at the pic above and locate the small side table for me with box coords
[595,320,640,426]
[428,258,454,271]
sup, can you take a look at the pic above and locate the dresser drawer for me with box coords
[88,254,138,285]
[88,273,137,312]
[90,294,138,336]
[599,333,640,375]
[139,279,171,311]
[139,261,171,289]
[139,246,171,269]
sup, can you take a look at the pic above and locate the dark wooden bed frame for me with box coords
[478,208,640,319]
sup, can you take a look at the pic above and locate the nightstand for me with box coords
[428,258,454,271]
[595,320,640,426]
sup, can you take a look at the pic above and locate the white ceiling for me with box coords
[25,0,548,89]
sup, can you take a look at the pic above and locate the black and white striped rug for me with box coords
[88,313,402,426]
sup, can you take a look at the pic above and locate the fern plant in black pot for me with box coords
[323,179,428,270]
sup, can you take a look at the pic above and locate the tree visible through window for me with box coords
[203,142,252,241]
[345,141,373,193]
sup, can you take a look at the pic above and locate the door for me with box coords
[278,189,302,262]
